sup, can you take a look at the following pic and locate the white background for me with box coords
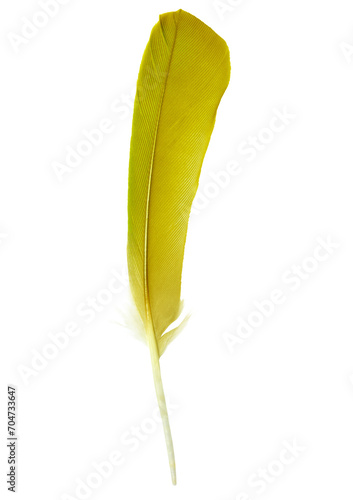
[1,0,353,499]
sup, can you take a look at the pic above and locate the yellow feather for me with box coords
[127,9,230,484]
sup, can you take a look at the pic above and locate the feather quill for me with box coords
[127,9,230,484]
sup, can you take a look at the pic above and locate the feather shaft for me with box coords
[147,324,176,484]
